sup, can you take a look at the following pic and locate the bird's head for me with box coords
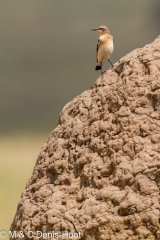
[91,25,110,35]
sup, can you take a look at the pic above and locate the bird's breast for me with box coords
[98,41,114,61]
[104,41,114,55]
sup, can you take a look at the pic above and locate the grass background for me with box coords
[0,133,48,232]
[0,0,160,237]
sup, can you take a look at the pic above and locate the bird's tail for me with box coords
[95,65,101,71]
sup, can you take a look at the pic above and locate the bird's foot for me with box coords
[101,71,106,79]
[101,71,106,76]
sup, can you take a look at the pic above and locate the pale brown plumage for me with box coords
[91,25,114,74]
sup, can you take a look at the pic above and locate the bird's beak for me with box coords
[91,28,98,31]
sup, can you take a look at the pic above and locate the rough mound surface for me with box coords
[11,37,160,240]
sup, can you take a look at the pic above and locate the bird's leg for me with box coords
[101,62,103,76]
[100,62,106,78]
[108,59,114,68]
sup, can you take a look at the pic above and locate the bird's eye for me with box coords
[99,28,102,30]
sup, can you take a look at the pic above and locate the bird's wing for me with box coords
[96,39,100,63]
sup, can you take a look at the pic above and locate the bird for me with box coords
[91,25,114,75]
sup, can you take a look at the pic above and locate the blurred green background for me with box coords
[0,0,160,236]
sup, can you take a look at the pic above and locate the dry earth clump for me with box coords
[10,36,160,240]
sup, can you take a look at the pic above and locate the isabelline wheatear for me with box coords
[91,25,114,75]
